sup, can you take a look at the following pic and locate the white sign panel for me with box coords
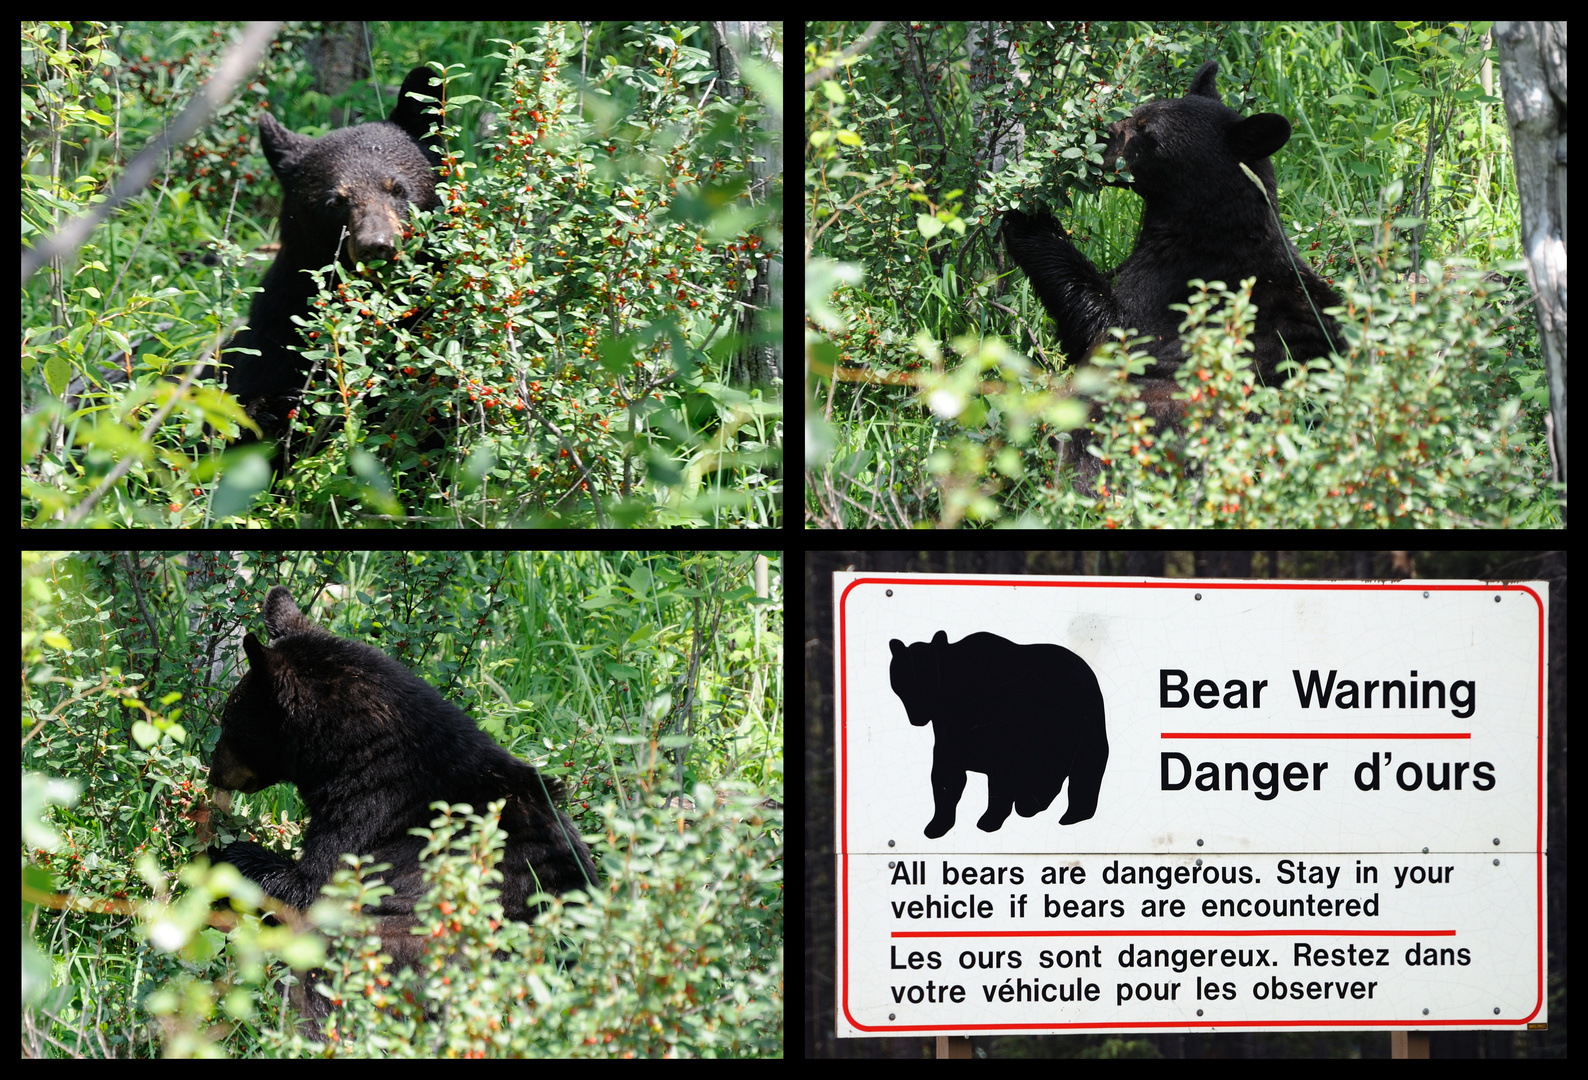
[834,574,1547,1036]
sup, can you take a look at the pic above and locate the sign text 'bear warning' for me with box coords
[833,574,1547,1036]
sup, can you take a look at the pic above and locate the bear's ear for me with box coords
[263,586,316,641]
[1228,113,1292,161]
[390,65,444,167]
[890,639,905,658]
[242,631,270,669]
[931,630,949,647]
[258,110,312,180]
[1186,61,1220,101]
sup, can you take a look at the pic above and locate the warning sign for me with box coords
[833,574,1548,1035]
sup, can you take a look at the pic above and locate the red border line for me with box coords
[836,578,1547,1033]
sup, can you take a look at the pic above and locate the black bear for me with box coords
[1003,61,1343,489]
[222,66,443,452]
[208,585,598,1019]
[889,630,1108,837]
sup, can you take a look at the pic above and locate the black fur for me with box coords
[1004,61,1342,486]
[222,67,443,442]
[208,586,598,1020]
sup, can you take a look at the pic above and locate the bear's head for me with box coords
[207,587,329,795]
[1101,61,1292,206]
[888,630,951,727]
[258,67,443,268]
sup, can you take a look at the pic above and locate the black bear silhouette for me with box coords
[889,630,1108,837]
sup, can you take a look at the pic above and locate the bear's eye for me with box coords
[392,181,406,198]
